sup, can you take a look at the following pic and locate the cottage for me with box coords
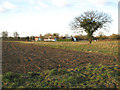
[35,36,41,41]
[44,36,56,42]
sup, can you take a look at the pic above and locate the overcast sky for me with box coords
[0,0,118,37]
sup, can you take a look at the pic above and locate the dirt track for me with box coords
[2,42,118,74]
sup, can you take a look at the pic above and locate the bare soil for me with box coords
[2,42,118,74]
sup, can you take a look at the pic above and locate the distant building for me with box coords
[35,36,41,41]
[44,36,56,42]
[73,37,77,41]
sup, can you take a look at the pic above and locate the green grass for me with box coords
[2,63,120,88]
[57,39,72,42]
[11,40,119,56]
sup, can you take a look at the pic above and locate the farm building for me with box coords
[35,36,41,41]
[44,36,57,41]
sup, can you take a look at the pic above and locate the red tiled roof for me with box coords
[35,36,39,38]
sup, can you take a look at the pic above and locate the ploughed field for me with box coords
[2,41,118,74]
[2,41,120,88]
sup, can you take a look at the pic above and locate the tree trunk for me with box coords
[89,37,92,44]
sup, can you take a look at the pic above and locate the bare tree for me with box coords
[70,10,112,44]
[13,32,19,38]
[1,31,8,38]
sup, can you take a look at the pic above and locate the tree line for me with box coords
[1,31,120,41]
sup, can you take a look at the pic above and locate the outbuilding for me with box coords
[35,36,41,41]
[44,36,56,42]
